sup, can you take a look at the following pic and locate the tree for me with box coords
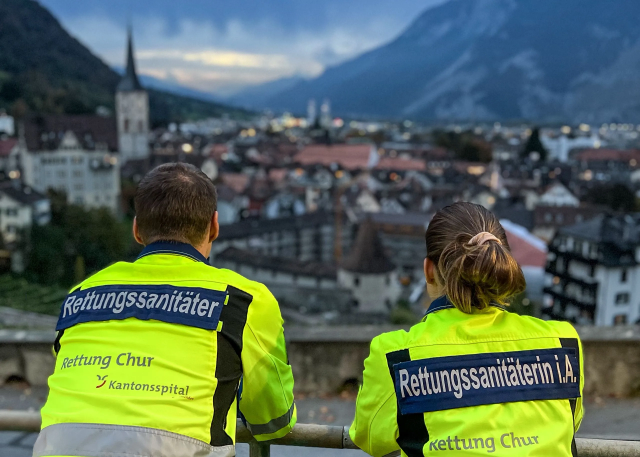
[433,129,493,163]
[23,191,137,287]
[521,127,548,161]
[584,183,637,212]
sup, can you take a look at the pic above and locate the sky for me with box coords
[38,0,448,96]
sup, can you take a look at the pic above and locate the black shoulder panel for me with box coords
[386,349,430,457]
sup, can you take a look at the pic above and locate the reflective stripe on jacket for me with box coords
[349,296,584,457]
[34,241,296,457]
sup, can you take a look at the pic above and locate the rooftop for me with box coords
[294,144,374,170]
[341,218,395,274]
[0,138,18,157]
[24,115,117,152]
[216,247,336,279]
[0,183,48,205]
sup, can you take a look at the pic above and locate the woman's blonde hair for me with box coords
[425,202,526,313]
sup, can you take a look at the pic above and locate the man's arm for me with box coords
[238,284,296,441]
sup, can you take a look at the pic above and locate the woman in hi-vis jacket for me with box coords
[350,202,583,457]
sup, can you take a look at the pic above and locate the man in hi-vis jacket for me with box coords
[34,163,296,457]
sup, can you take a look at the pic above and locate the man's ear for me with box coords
[424,257,437,285]
[209,211,219,243]
[133,217,145,246]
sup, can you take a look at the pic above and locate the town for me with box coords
[1,29,640,330]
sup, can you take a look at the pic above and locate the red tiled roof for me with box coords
[268,168,288,183]
[294,144,373,170]
[504,229,547,268]
[574,149,640,162]
[376,157,426,171]
[24,114,117,152]
[0,138,18,157]
[220,173,250,194]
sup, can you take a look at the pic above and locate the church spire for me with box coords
[117,26,144,92]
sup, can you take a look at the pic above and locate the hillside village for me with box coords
[1,28,640,327]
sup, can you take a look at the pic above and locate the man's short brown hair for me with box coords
[134,163,217,245]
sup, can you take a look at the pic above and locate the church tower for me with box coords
[116,27,149,162]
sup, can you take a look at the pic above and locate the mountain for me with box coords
[227,76,308,110]
[265,0,640,123]
[0,0,247,122]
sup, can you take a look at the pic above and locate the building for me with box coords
[338,218,401,313]
[0,112,15,136]
[500,219,548,305]
[532,205,603,242]
[0,184,50,243]
[0,137,19,177]
[294,143,379,170]
[541,132,602,162]
[214,246,353,315]
[544,214,640,326]
[116,28,150,162]
[21,117,120,213]
[212,211,352,264]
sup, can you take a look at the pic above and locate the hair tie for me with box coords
[468,232,501,246]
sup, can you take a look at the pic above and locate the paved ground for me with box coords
[1,386,638,456]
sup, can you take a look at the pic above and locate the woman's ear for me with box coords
[424,257,437,285]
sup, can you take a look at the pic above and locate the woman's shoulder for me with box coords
[502,310,580,339]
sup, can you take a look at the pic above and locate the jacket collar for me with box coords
[424,296,455,317]
[423,295,506,319]
[137,240,209,264]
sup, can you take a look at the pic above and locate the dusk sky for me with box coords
[38,0,447,95]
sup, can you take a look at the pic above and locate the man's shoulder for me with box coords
[212,267,273,299]
[71,261,133,292]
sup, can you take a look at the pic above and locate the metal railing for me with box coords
[1,410,640,457]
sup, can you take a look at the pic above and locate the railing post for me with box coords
[249,442,270,457]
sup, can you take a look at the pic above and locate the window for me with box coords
[71,156,83,164]
[615,292,630,305]
[354,276,360,287]
[57,170,66,178]
[74,184,83,191]
[621,269,628,283]
[6,208,18,217]
[73,170,83,178]
[613,314,628,325]
[124,119,130,132]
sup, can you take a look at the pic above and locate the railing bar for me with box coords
[0,410,638,456]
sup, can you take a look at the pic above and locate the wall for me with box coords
[2,326,639,398]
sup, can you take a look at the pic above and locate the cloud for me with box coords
[54,1,448,95]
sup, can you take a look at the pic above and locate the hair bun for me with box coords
[468,232,502,246]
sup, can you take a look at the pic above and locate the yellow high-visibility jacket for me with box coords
[34,241,296,457]
[350,296,583,457]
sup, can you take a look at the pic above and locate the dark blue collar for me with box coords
[137,241,209,264]
[424,296,506,319]
[424,296,455,317]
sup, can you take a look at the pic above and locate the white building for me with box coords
[0,184,50,243]
[537,182,580,207]
[22,131,120,213]
[338,218,401,313]
[541,132,602,162]
[0,113,15,136]
[116,28,150,162]
[544,214,640,326]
